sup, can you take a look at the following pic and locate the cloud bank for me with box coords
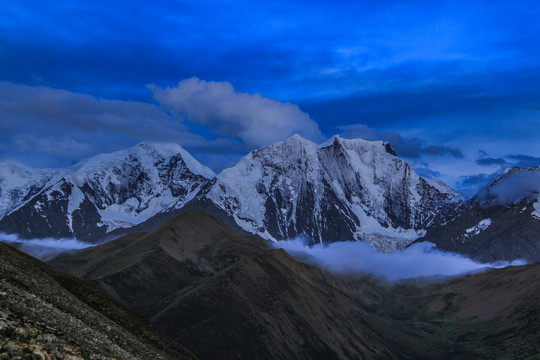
[276,238,526,282]
[0,232,95,259]
[149,78,323,147]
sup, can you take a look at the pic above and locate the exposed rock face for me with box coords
[204,135,454,250]
[416,166,540,262]
[0,143,215,241]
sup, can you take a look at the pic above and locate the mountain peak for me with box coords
[66,142,215,180]
[208,133,453,247]
[136,142,216,179]
[319,135,396,155]
[277,133,318,147]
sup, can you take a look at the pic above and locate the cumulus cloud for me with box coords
[276,238,526,282]
[148,78,323,147]
[339,124,463,159]
[479,170,540,206]
[0,232,95,260]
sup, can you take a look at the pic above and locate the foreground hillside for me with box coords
[0,242,196,360]
[51,211,540,359]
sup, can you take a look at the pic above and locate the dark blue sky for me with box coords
[1,0,540,190]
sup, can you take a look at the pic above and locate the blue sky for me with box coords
[1,0,540,191]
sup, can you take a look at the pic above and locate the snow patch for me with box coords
[463,218,492,239]
[533,200,540,219]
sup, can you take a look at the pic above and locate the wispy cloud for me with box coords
[276,238,526,282]
[0,232,95,259]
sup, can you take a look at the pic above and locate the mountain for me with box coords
[416,166,540,262]
[203,135,454,251]
[49,211,449,359]
[49,210,540,359]
[0,143,215,240]
[0,241,196,360]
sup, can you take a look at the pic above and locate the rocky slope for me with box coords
[416,166,540,262]
[203,135,454,251]
[0,143,215,240]
[0,241,196,360]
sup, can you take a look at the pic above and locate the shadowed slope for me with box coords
[51,210,270,317]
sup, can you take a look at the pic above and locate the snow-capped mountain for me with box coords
[204,135,455,251]
[0,136,457,252]
[0,161,56,219]
[0,143,215,240]
[416,166,540,262]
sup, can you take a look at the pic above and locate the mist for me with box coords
[0,232,95,259]
[276,238,526,282]
[479,170,540,206]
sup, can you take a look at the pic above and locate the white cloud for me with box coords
[148,77,323,147]
[276,238,526,282]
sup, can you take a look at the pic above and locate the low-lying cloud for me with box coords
[276,238,526,282]
[149,78,323,147]
[0,232,95,259]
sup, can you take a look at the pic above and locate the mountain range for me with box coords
[1,135,539,261]
[2,135,540,359]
